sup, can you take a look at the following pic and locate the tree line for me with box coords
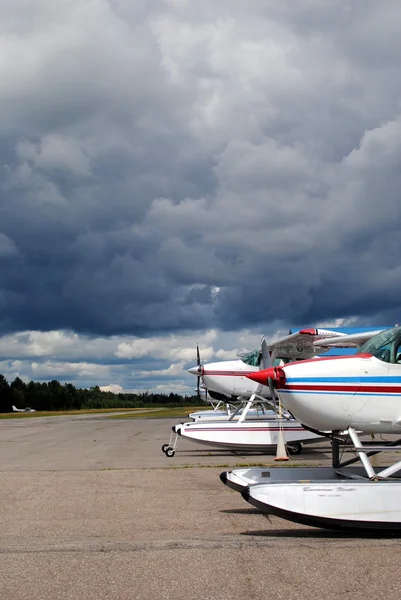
[0,374,201,413]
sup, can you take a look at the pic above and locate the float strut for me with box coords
[332,433,340,468]
[348,428,376,479]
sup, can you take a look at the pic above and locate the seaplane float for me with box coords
[221,325,401,530]
[164,400,321,457]
[162,327,380,457]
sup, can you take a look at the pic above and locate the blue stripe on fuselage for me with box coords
[285,376,401,383]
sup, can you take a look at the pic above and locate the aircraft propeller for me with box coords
[196,344,202,401]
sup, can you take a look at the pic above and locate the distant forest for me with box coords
[0,374,201,413]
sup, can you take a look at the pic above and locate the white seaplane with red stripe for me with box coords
[232,325,401,531]
[187,328,348,402]
[162,329,351,457]
[185,327,369,424]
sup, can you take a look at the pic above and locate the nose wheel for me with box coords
[161,431,178,457]
[161,445,176,457]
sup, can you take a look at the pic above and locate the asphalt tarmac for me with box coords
[1,414,400,600]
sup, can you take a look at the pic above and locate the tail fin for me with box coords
[12,406,21,412]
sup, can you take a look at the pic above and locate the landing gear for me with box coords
[161,427,179,457]
[287,442,302,455]
[161,443,176,457]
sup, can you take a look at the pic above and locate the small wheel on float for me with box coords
[162,444,170,453]
[165,448,175,457]
[287,442,302,455]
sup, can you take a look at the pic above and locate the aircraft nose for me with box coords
[247,366,286,387]
[188,365,202,376]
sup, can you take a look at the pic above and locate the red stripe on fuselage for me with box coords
[202,371,255,377]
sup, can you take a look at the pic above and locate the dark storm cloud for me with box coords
[1,0,401,337]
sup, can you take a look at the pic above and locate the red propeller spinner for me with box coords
[246,366,286,388]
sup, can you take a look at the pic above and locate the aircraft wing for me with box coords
[268,328,347,361]
[312,329,385,348]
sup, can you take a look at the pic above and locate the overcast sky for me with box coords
[1,0,401,393]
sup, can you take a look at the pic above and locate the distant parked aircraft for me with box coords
[12,406,36,413]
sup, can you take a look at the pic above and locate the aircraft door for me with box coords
[233,374,254,397]
[352,357,391,425]
[342,358,369,418]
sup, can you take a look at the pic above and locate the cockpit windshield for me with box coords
[240,349,262,367]
[358,326,401,364]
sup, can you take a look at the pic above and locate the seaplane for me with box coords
[187,328,353,402]
[162,328,371,457]
[185,336,273,425]
[187,327,363,419]
[224,325,401,530]
[12,405,36,413]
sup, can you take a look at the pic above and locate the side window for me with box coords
[376,342,392,363]
[241,350,261,367]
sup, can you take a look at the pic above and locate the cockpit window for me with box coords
[240,349,262,367]
[358,326,401,363]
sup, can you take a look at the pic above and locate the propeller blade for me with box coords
[267,377,278,415]
[196,344,202,401]
[260,336,272,370]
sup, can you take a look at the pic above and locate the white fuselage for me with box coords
[276,354,401,433]
[201,360,269,397]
